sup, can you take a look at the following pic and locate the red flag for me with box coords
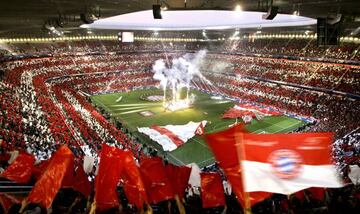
[140,157,174,204]
[27,145,74,209]
[165,164,191,199]
[32,159,50,181]
[94,144,124,211]
[200,172,225,208]
[73,166,91,198]
[206,123,271,206]
[121,151,148,209]
[1,152,35,184]
[61,159,75,188]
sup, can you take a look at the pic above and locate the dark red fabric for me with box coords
[94,144,124,211]
[206,123,271,207]
[308,188,326,201]
[27,145,74,209]
[73,166,91,197]
[140,157,174,204]
[121,151,148,209]
[1,152,35,183]
[165,164,191,199]
[200,172,225,208]
[0,193,21,214]
[61,159,75,188]
[294,190,305,201]
[295,188,326,201]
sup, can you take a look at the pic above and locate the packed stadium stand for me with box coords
[0,0,360,213]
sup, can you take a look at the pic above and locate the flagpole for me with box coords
[235,127,252,214]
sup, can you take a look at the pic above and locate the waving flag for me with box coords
[206,124,271,207]
[222,103,280,120]
[200,172,225,208]
[27,145,74,209]
[240,132,343,195]
[1,153,35,184]
[32,159,50,181]
[94,144,124,212]
[73,166,91,198]
[165,164,191,199]
[138,121,207,151]
[121,151,148,209]
[139,157,174,204]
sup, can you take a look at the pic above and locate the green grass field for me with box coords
[91,88,306,167]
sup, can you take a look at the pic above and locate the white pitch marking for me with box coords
[118,108,152,115]
[110,103,161,107]
[113,106,153,111]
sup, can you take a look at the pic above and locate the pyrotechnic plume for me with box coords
[152,50,208,108]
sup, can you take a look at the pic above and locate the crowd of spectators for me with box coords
[1,36,359,62]
[0,39,359,213]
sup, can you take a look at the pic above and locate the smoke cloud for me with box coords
[152,50,207,90]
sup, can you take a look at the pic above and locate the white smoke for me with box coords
[209,61,233,73]
[152,50,208,104]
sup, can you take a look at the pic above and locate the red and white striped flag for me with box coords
[138,121,207,151]
[239,132,343,195]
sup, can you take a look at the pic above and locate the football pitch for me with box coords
[91,88,306,168]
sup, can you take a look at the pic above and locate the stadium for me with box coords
[0,0,359,213]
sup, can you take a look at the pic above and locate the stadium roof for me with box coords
[0,0,359,36]
[81,10,317,31]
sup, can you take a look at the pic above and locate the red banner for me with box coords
[121,151,148,209]
[73,165,91,198]
[1,152,35,184]
[27,145,74,209]
[205,123,271,206]
[140,157,174,204]
[94,144,124,212]
[61,158,75,188]
[165,164,191,199]
[200,172,225,208]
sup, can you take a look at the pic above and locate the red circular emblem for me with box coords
[268,149,303,179]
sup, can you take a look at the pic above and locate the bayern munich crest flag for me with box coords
[239,132,343,195]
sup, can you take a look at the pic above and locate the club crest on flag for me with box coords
[268,149,303,179]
